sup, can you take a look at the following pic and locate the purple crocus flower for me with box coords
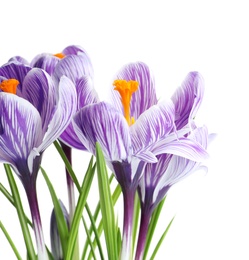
[134,71,209,259]
[31,44,98,150]
[135,127,209,260]
[72,62,208,259]
[31,45,99,231]
[0,62,76,259]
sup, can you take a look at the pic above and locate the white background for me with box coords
[1,0,249,259]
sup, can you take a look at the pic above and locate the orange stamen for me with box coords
[0,79,19,94]
[54,52,65,59]
[113,79,139,125]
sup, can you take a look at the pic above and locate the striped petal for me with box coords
[53,54,94,85]
[22,68,57,136]
[8,56,29,65]
[130,100,175,158]
[73,102,132,162]
[0,62,31,93]
[59,75,99,149]
[0,93,42,168]
[32,54,60,75]
[62,45,87,56]
[171,71,204,130]
[38,76,77,153]
[110,62,158,119]
[151,136,209,162]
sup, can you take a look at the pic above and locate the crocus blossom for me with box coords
[31,44,99,150]
[0,62,77,259]
[72,64,208,259]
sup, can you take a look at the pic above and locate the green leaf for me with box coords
[66,157,96,260]
[0,220,22,260]
[82,216,97,260]
[143,197,166,260]
[83,175,121,260]
[150,216,175,260]
[132,192,141,258]
[95,142,118,260]
[40,166,69,258]
[4,164,36,260]
[53,140,81,191]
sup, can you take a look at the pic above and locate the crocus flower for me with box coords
[50,200,70,260]
[135,127,209,260]
[134,71,208,260]
[0,61,76,259]
[72,62,208,259]
[31,44,98,150]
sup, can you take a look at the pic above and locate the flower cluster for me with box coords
[0,45,212,260]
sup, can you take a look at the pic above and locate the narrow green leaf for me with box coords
[84,206,105,260]
[83,174,121,260]
[4,164,36,260]
[40,166,69,257]
[150,216,175,260]
[66,157,96,260]
[143,197,166,260]
[95,142,118,260]
[82,216,97,260]
[0,220,22,260]
[53,140,81,191]
[132,192,141,258]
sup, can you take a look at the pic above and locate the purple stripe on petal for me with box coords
[53,54,94,85]
[62,45,87,56]
[8,56,29,65]
[0,93,42,166]
[0,62,31,93]
[76,76,99,109]
[130,100,175,155]
[73,102,132,162]
[171,71,204,130]
[32,54,60,75]
[152,137,209,162]
[110,62,158,118]
[38,76,77,153]
[22,68,57,136]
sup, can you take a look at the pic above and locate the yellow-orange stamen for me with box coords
[53,52,65,59]
[0,79,19,94]
[113,79,139,125]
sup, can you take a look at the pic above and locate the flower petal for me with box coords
[73,102,132,162]
[171,71,204,130]
[53,54,94,85]
[59,76,99,150]
[22,68,57,136]
[130,100,175,155]
[38,76,77,152]
[0,62,31,93]
[0,93,42,167]
[62,45,87,56]
[110,62,158,118]
[32,54,60,75]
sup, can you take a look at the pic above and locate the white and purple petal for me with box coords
[59,75,99,150]
[171,71,204,130]
[53,54,94,85]
[73,102,132,162]
[0,62,31,93]
[110,62,158,118]
[22,68,57,136]
[32,54,60,75]
[37,76,77,153]
[130,100,175,156]
[0,93,42,170]
[62,45,87,56]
